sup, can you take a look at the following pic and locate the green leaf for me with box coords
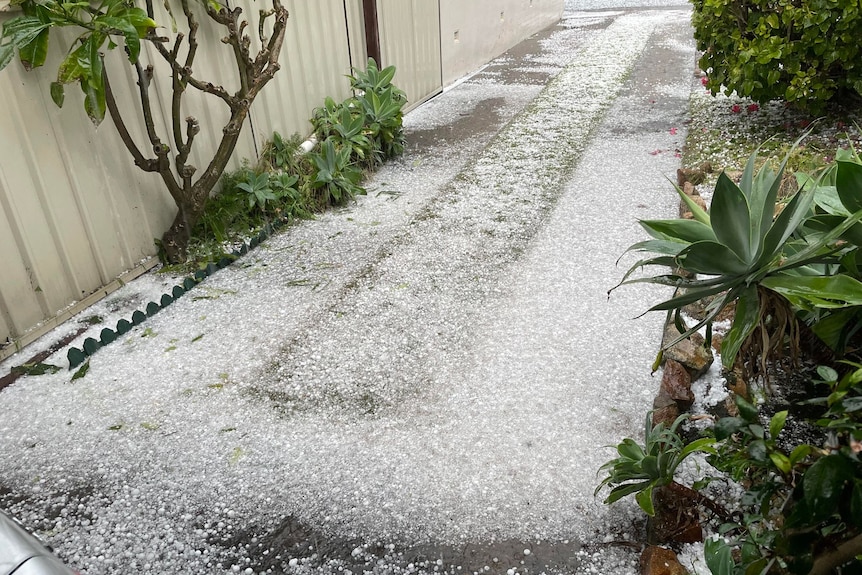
[100,16,141,62]
[789,444,812,465]
[3,16,51,49]
[704,538,734,575]
[748,423,765,439]
[714,416,745,441]
[769,410,788,439]
[88,33,104,94]
[718,284,760,369]
[675,184,710,224]
[711,172,754,262]
[679,241,750,275]
[762,274,862,309]
[770,452,791,474]
[841,397,862,412]
[0,43,14,71]
[635,485,655,516]
[747,439,768,462]
[640,218,716,243]
[82,77,105,125]
[817,365,839,383]
[836,160,862,212]
[736,395,759,421]
[57,43,88,83]
[641,455,660,479]
[604,480,651,503]
[679,437,717,460]
[71,360,90,381]
[757,186,815,267]
[803,454,853,521]
[124,8,157,38]
[49,81,64,107]
[17,27,49,70]
[617,438,645,461]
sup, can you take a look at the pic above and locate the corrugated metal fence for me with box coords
[0,0,562,359]
[0,0,363,357]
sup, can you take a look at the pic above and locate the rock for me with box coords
[682,181,696,196]
[676,164,712,188]
[662,324,714,380]
[710,331,723,354]
[724,170,743,184]
[652,391,680,428]
[714,299,736,323]
[724,366,749,400]
[640,545,689,575]
[682,298,708,322]
[660,360,694,409]
[679,189,708,220]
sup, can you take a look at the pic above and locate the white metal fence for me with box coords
[0,0,562,359]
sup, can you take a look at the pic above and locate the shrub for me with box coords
[184,61,406,267]
[691,0,862,111]
[603,141,862,574]
[307,138,365,207]
[613,142,862,378]
[311,58,406,170]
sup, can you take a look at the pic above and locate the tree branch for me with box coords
[149,39,235,106]
[132,60,182,202]
[168,33,185,157]
[103,69,158,172]
[808,532,862,575]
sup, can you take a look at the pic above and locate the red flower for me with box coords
[670,127,678,135]
[747,104,759,113]
[701,77,708,86]
[731,104,742,114]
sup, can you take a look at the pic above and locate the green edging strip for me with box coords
[66,222,283,369]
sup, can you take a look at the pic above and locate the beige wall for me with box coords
[0,0,563,357]
[0,0,356,357]
[440,0,564,86]
[377,0,443,111]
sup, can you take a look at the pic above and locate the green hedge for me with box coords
[692,0,862,111]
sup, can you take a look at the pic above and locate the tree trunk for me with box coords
[161,196,202,264]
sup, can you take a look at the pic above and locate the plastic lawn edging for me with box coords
[66,219,287,369]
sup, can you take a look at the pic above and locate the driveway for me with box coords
[0,5,695,574]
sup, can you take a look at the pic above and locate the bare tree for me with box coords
[0,0,288,262]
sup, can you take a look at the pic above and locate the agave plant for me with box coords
[616,142,862,373]
[786,146,862,356]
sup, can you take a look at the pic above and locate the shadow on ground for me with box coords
[217,514,585,574]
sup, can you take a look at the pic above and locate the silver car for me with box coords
[0,511,77,575]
